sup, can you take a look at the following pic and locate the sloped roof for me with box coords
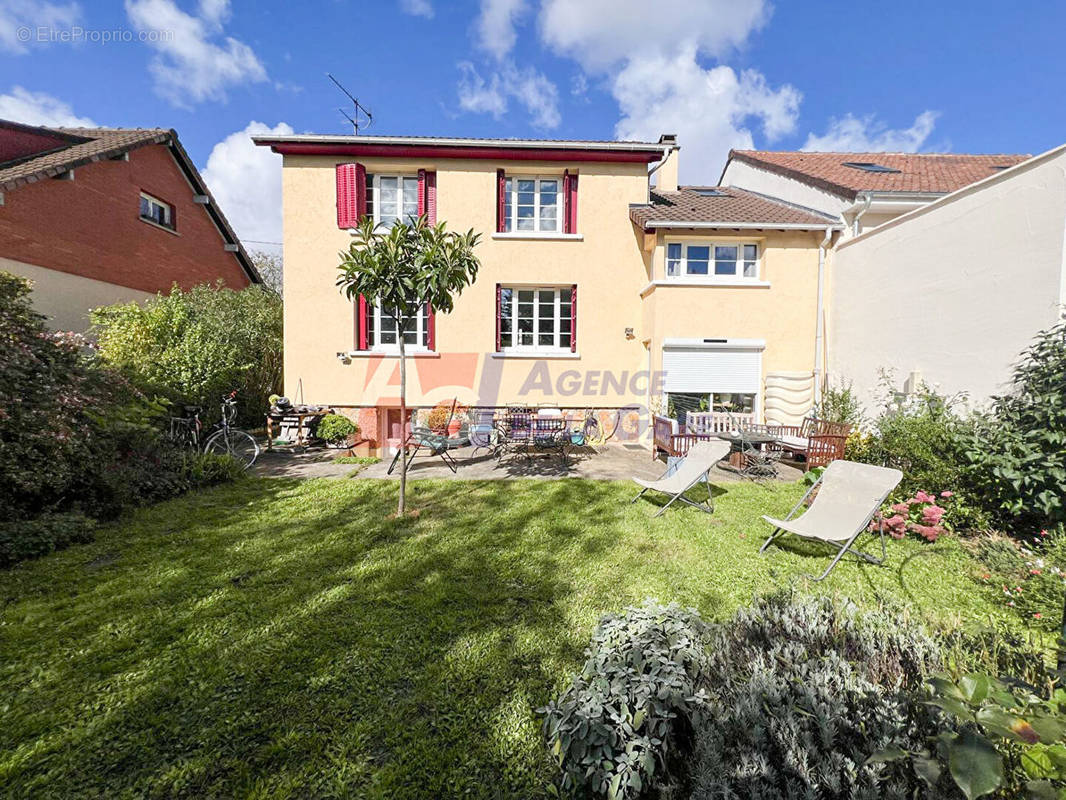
[0,120,259,284]
[0,124,170,189]
[629,185,839,230]
[725,150,1032,200]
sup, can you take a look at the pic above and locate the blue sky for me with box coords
[2,0,1064,251]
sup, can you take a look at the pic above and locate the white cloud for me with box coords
[0,0,80,54]
[399,0,433,18]
[613,48,800,183]
[539,0,769,71]
[0,86,96,126]
[457,60,560,129]
[475,0,526,60]
[125,0,267,108]
[802,111,940,152]
[201,121,293,256]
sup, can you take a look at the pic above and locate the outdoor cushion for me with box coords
[776,433,808,450]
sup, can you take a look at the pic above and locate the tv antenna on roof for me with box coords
[327,73,373,134]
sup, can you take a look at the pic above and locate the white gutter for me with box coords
[813,226,833,405]
[849,193,872,236]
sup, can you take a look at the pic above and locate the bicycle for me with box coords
[580,408,622,446]
[167,392,260,469]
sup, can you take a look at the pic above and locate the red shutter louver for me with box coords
[496,169,506,233]
[566,173,578,234]
[570,284,577,353]
[417,169,426,219]
[495,283,502,352]
[427,303,436,351]
[562,170,571,233]
[336,162,367,228]
[425,171,437,224]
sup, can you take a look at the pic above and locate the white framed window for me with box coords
[368,302,430,350]
[139,192,173,229]
[504,176,560,233]
[366,174,419,228]
[665,241,760,280]
[500,286,573,351]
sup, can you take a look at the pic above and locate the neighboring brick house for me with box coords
[0,119,260,331]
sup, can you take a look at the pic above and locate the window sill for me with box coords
[491,232,583,241]
[344,350,441,358]
[491,351,580,359]
[139,217,179,236]
[644,279,770,291]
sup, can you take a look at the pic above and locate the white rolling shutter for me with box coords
[662,339,763,394]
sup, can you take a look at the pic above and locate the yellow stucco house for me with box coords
[254,132,840,452]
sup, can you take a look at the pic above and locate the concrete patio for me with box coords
[255,442,805,483]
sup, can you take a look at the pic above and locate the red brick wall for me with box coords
[0,143,251,293]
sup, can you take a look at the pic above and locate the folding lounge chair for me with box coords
[759,460,903,581]
[631,440,732,517]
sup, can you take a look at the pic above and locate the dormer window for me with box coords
[666,241,759,281]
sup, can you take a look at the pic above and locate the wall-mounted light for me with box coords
[336,351,351,364]
[625,327,635,340]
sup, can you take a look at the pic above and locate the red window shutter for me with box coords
[336,162,367,228]
[495,283,502,352]
[425,171,437,224]
[496,169,506,233]
[567,174,578,234]
[570,284,577,352]
[562,170,571,234]
[427,303,436,350]
[356,294,369,350]
[417,169,426,219]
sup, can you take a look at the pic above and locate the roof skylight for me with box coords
[841,161,901,174]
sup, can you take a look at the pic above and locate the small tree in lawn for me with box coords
[337,215,481,515]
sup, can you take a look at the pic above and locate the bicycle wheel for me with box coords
[204,428,260,469]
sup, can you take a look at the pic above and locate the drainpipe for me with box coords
[851,192,872,236]
[813,226,833,406]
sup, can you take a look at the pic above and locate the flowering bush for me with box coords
[871,489,957,542]
[973,528,1066,633]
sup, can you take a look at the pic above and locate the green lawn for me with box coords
[0,477,1017,798]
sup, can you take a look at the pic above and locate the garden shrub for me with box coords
[850,378,987,529]
[91,282,283,425]
[968,531,1066,635]
[316,413,358,444]
[0,271,245,566]
[960,323,1066,529]
[815,378,865,427]
[686,593,948,800]
[0,512,95,568]
[540,601,710,799]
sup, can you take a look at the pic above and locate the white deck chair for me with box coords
[759,460,903,581]
[631,440,732,517]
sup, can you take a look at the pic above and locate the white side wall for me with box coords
[720,160,848,217]
[828,146,1066,411]
[0,257,155,332]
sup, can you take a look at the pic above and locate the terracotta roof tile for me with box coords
[0,123,170,190]
[629,186,838,229]
[727,150,1031,200]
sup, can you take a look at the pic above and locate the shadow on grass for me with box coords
[0,477,629,798]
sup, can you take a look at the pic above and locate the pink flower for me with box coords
[891,503,910,514]
[1031,569,1042,575]
[922,505,946,525]
[915,491,935,504]
[940,491,954,498]
[1040,530,1049,537]
[1035,613,1043,619]
[885,514,907,529]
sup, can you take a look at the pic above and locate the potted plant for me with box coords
[316,414,359,449]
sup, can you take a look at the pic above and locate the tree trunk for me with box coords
[397,318,407,516]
